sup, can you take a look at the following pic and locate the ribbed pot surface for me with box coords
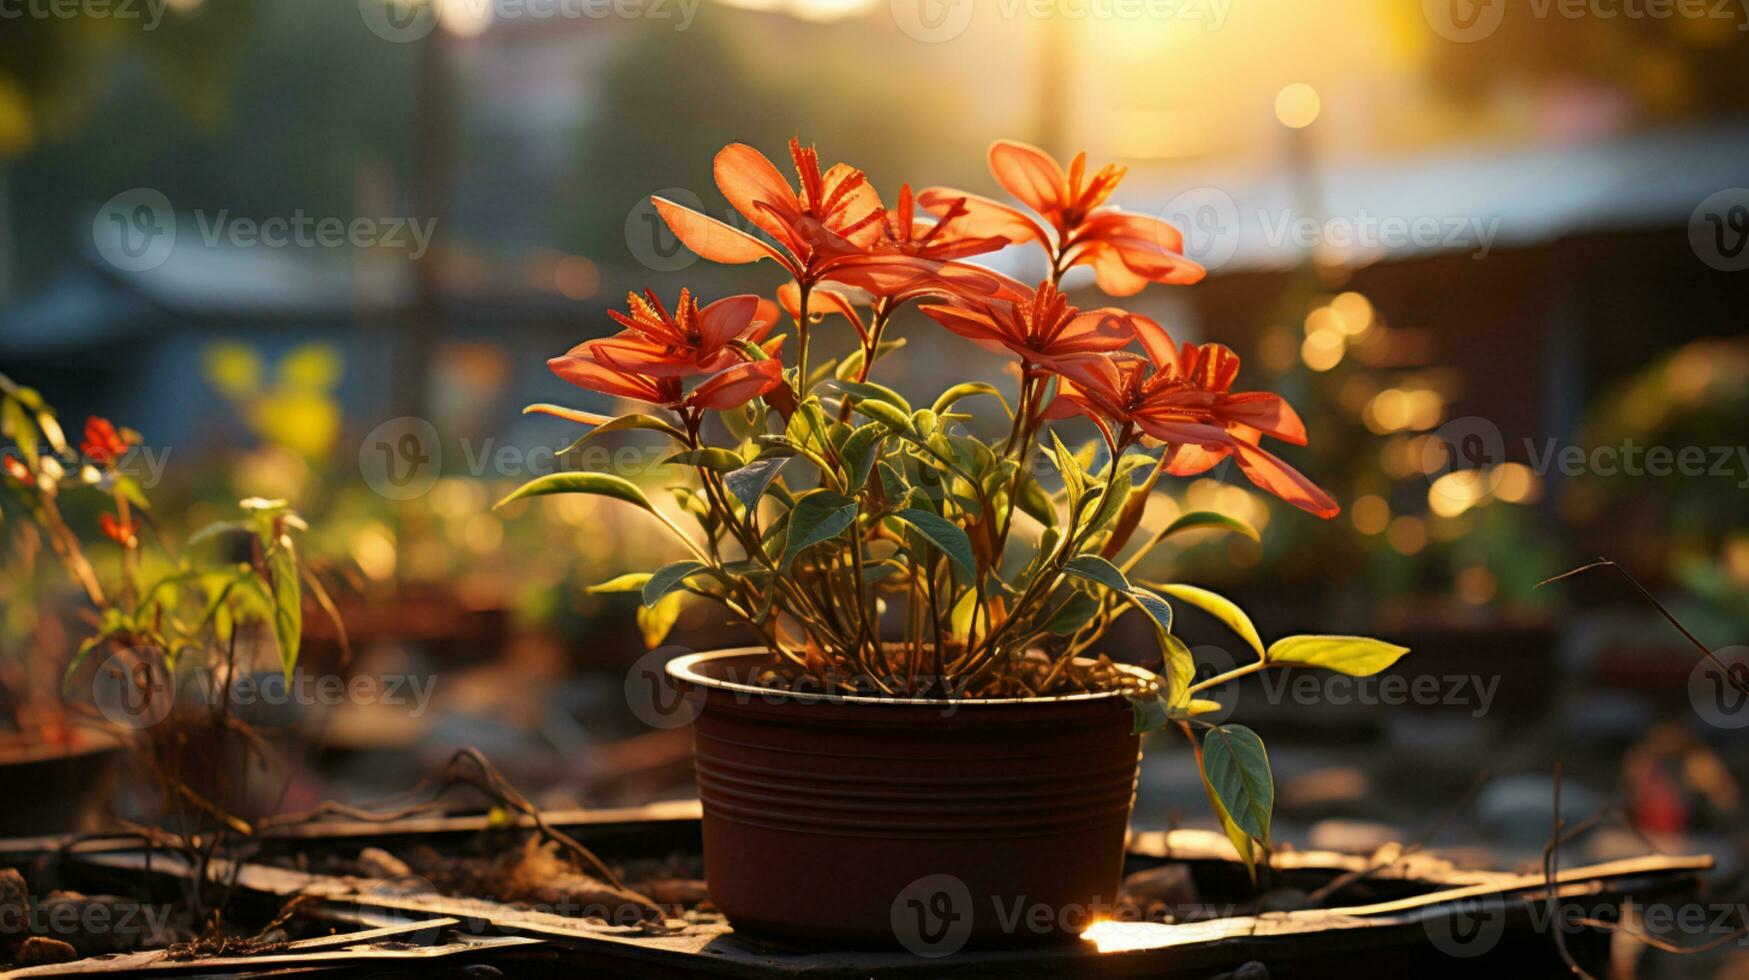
[668,649,1142,950]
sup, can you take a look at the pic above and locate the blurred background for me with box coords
[0,0,1746,970]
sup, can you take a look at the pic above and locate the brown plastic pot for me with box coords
[667,648,1142,949]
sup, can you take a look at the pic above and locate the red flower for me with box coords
[1,454,28,482]
[919,139,1205,297]
[1048,324,1338,518]
[917,280,1141,365]
[99,512,140,548]
[589,289,779,378]
[81,416,133,465]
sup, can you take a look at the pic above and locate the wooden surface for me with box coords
[0,809,1715,978]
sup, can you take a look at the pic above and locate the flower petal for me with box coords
[652,196,791,270]
[713,143,802,250]
[917,188,1050,247]
[548,349,668,403]
[1217,392,1308,445]
[988,139,1066,219]
[697,294,761,353]
[1232,441,1340,518]
[686,358,784,411]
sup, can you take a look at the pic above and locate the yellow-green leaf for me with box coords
[1266,635,1410,676]
[1152,583,1265,659]
[494,472,653,512]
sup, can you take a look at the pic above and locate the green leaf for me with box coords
[1015,474,1057,529]
[890,508,976,581]
[1266,635,1410,676]
[1063,554,1131,593]
[1042,592,1099,636]
[267,539,302,682]
[558,413,688,454]
[779,490,858,570]
[1045,430,1085,504]
[187,520,251,548]
[854,399,915,435]
[1197,749,1261,882]
[494,472,652,512]
[662,448,745,472]
[824,379,911,414]
[1162,510,1260,543]
[839,422,886,491]
[724,456,789,509]
[1153,583,1266,659]
[643,560,710,605]
[931,382,1010,418]
[1203,725,1273,846]
[835,339,907,381]
[2,399,37,467]
[1129,694,1171,735]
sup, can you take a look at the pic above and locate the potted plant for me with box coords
[499,139,1409,946]
[0,374,342,853]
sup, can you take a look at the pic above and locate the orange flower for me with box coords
[1049,326,1337,518]
[917,281,1140,365]
[99,512,140,548]
[547,341,783,415]
[81,416,133,465]
[590,289,780,378]
[919,139,1205,297]
[654,140,957,296]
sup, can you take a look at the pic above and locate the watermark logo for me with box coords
[1188,644,1238,723]
[891,873,974,957]
[1424,892,1508,957]
[1424,416,1506,501]
[1690,188,1749,272]
[92,188,175,273]
[1160,187,1240,272]
[360,417,443,500]
[1422,0,1506,41]
[625,646,704,729]
[0,0,175,30]
[625,188,704,272]
[91,648,174,730]
[891,0,975,41]
[357,874,449,944]
[1690,646,1749,730]
[358,0,438,42]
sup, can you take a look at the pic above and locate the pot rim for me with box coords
[665,647,1146,708]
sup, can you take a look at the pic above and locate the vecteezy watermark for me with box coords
[1690,646,1749,730]
[0,0,175,30]
[88,650,438,730]
[1691,188,1749,272]
[1423,0,1749,43]
[625,188,705,273]
[1424,416,1749,497]
[1258,208,1501,260]
[0,894,176,941]
[1154,189,1501,271]
[1426,895,1749,959]
[91,189,436,273]
[359,417,443,501]
[891,0,1227,43]
[891,874,975,957]
[626,646,704,729]
[1257,670,1499,719]
[357,0,698,43]
[888,874,1258,957]
[1186,643,1498,718]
